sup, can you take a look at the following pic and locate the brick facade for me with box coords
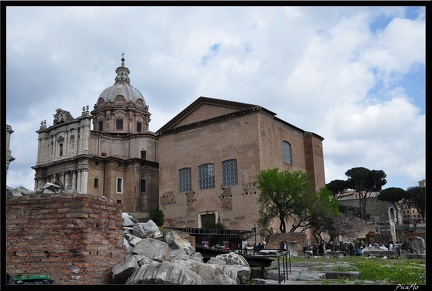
[6,193,127,285]
[157,97,325,235]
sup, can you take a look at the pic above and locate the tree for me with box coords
[405,186,426,220]
[339,204,370,221]
[344,167,387,222]
[256,168,314,233]
[201,212,226,229]
[149,208,164,227]
[303,187,341,243]
[377,187,406,224]
[330,206,370,242]
[326,179,347,197]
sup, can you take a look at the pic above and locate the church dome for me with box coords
[98,55,146,105]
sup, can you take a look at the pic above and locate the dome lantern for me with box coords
[98,53,146,104]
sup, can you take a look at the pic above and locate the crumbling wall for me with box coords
[6,193,127,285]
[266,232,307,254]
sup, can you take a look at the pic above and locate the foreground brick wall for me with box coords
[6,193,127,285]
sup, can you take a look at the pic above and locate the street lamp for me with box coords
[252,224,257,254]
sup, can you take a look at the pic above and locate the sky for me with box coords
[4,4,426,192]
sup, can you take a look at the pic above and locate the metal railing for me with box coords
[276,251,291,284]
[259,249,291,284]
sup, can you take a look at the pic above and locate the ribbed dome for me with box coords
[98,56,146,104]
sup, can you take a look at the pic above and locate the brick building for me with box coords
[31,56,325,230]
[156,96,325,231]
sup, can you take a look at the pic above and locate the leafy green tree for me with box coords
[304,187,341,242]
[326,179,347,197]
[256,168,314,233]
[149,208,164,227]
[377,187,406,224]
[404,186,426,220]
[213,216,226,230]
[344,167,387,222]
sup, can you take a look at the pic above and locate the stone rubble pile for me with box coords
[113,213,251,284]
[6,183,80,196]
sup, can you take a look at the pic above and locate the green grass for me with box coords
[289,256,426,285]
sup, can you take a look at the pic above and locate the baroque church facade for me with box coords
[32,57,159,215]
[32,56,326,229]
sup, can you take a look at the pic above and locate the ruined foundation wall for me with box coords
[6,193,127,285]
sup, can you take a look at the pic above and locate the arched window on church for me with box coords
[199,163,215,190]
[179,167,192,192]
[222,159,238,186]
[282,141,292,164]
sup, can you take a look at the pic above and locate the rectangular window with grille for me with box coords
[199,163,215,190]
[94,178,99,188]
[222,159,238,186]
[179,168,192,192]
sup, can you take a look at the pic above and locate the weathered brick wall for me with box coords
[158,106,326,233]
[6,193,127,285]
[266,232,308,253]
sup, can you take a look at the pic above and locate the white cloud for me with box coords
[5,5,425,191]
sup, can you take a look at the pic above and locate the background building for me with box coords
[400,179,426,224]
[337,191,398,223]
[338,178,426,225]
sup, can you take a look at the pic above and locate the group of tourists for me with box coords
[303,241,337,257]
[303,239,398,257]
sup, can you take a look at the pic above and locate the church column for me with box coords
[77,170,82,193]
[81,168,89,194]
[129,111,134,133]
[77,128,82,154]
[34,178,39,191]
[61,172,65,189]
[36,137,42,165]
[80,120,91,155]
[64,172,69,190]
[72,171,77,191]
[83,124,89,154]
